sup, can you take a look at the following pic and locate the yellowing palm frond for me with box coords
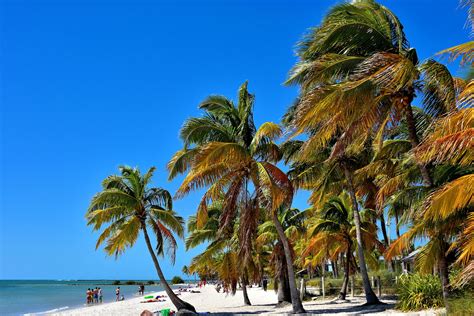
[251,122,282,151]
[385,226,420,260]
[452,213,474,266]
[423,174,474,221]
[436,41,474,66]
[416,108,474,165]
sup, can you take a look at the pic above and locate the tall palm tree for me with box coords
[283,0,468,304]
[286,0,463,188]
[169,82,306,313]
[86,166,196,313]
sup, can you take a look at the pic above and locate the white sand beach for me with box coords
[53,285,443,315]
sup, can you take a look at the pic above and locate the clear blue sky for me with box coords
[0,0,469,280]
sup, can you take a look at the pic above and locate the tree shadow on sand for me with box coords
[203,301,396,315]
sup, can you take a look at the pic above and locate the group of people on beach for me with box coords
[86,287,102,304]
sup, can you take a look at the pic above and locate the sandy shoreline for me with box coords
[51,284,444,315]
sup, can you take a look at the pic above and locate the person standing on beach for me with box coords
[86,288,91,304]
[98,287,103,303]
[93,287,98,303]
[115,286,120,301]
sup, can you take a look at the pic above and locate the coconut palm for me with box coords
[282,136,380,303]
[169,82,306,313]
[186,200,257,302]
[283,0,471,304]
[257,207,307,304]
[182,265,190,281]
[305,192,383,300]
[286,0,464,188]
[86,166,196,313]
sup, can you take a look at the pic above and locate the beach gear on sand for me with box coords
[144,295,154,299]
[160,308,170,316]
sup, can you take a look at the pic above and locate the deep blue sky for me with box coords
[0,0,469,280]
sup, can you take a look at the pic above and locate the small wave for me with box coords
[24,306,69,315]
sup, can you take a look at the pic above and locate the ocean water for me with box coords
[0,280,185,315]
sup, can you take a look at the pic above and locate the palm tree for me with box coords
[182,265,190,281]
[283,0,469,304]
[257,207,307,305]
[169,82,306,313]
[286,0,465,188]
[281,136,380,304]
[86,166,196,313]
[186,199,262,302]
[305,192,383,300]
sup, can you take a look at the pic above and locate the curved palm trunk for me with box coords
[404,105,433,187]
[142,226,197,313]
[338,241,352,300]
[272,213,306,313]
[342,165,380,305]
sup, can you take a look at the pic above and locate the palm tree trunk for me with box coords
[272,212,306,313]
[404,105,433,187]
[438,246,450,304]
[332,260,339,278]
[394,209,401,239]
[379,213,395,271]
[342,164,380,305]
[142,225,197,313]
[277,272,292,304]
[241,273,252,305]
[338,244,351,300]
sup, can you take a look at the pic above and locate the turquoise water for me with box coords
[0,280,183,315]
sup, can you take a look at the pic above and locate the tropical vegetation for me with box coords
[86,0,472,314]
[86,166,196,313]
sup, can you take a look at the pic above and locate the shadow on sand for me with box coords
[205,300,396,315]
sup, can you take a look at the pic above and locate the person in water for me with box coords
[98,287,103,303]
[115,286,120,301]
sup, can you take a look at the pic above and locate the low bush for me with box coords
[171,276,184,284]
[396,273,443,311]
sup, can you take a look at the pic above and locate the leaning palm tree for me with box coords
[86,166,196,313]
[284,0,467,304]
[286,0,464,188]
[169,82,306,313]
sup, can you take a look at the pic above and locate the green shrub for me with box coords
[397,273,444,311]
[112,280,121,285]
[125,280,136,285]
[147,280,155,285]
[171,276,184,284]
